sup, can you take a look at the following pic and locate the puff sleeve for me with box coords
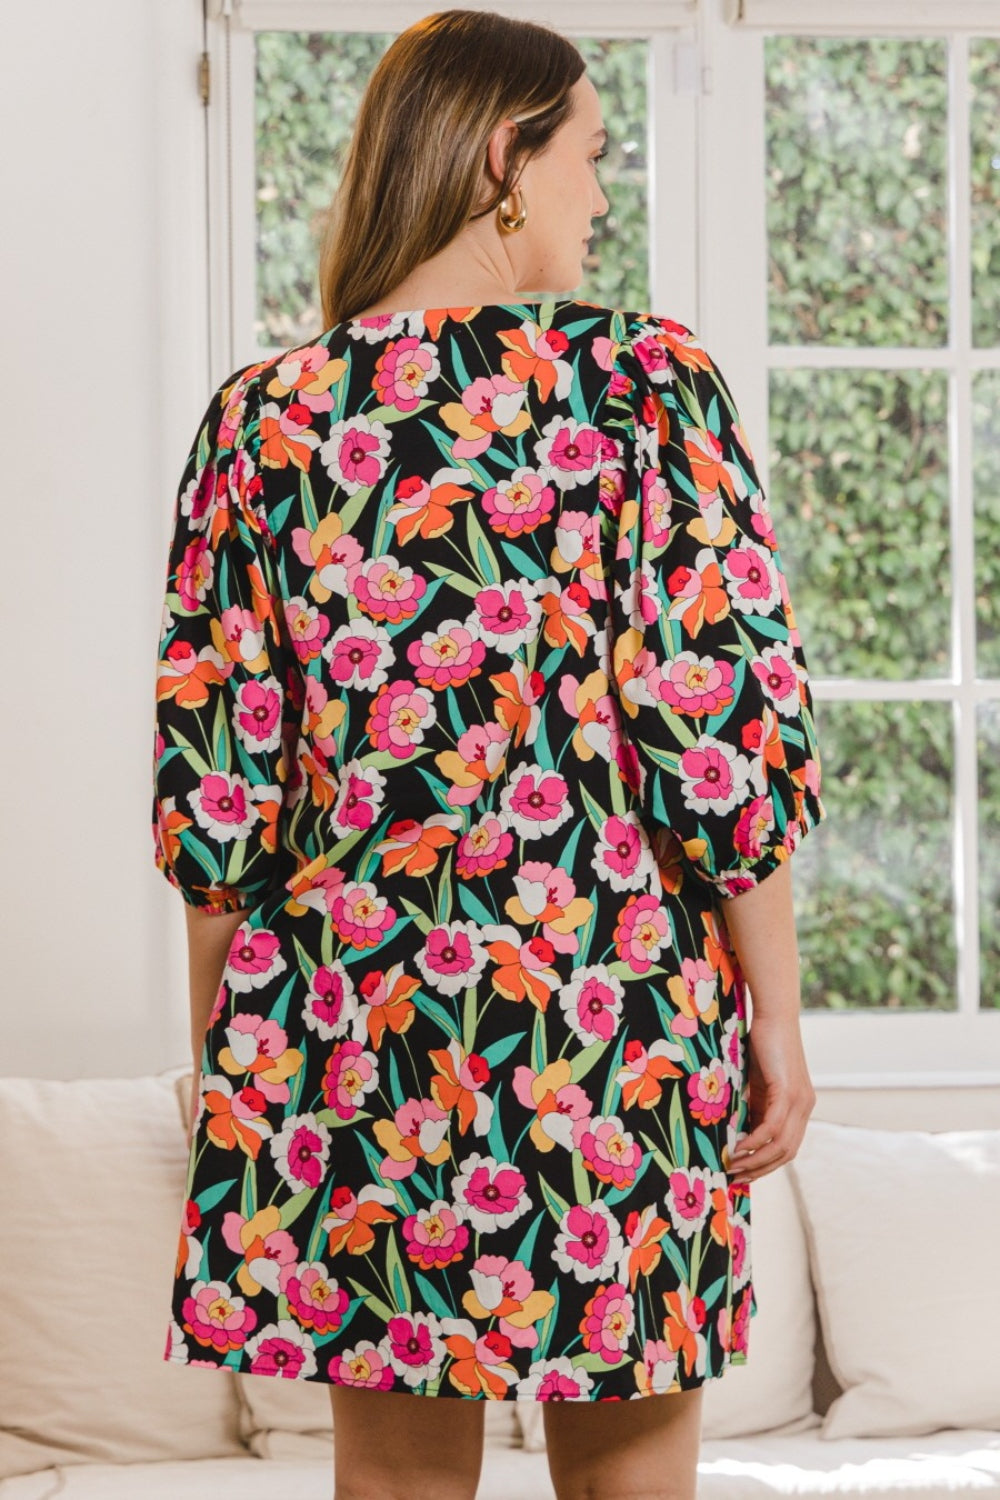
[604,314,826,897]
[151,364,293,915]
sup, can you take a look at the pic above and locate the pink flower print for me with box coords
[374,1095,450,1180]
[439,721,511,807]
[724,543,780,614]
[176,534,214,609]
[188,769,260,842]
[465,1255,554,1348]
[687,1059,732,1129]
[318,414,392,494]
[324,618,394,691]
[455,815,515,878]
[592,815,654,893]
[244,1318,318,1378]
[416,920,489,997]
[534,416,603,489]
[348,310,410,341]
[373,336,440,411]
[482,468,555,537]
[303,962,359,1041]
[385,1311,447,1387]
[617,563,660,637]
[635,1337,680,1396]
[729,1214,750,1287]
[290,525,364,597]
[499,766,573,840]
[271,343,345,415]
[352,555,427,624]
[470,583,541,652]
[219,604,265,666]
[511,1061,592,1151]
[451,1152,531,1233]
[331,759,387,834]
[182,1279,258,1353]
[284,595,331,666]
[219,1012,295,1085]
[406,621,486,690]
[321,1039,380,1120]
[679,736,752,816]
[330,880,397,949]
[749,491,777,549]
[750,643,801,716]
[220,1207,299,1296]
[552,1201,624,1282]
[557,964,625,1044]
[573,1115,644,1190]
[551,507,594,570]
[633,331,671,380]
[612,894,671,975]
[581,1282,635,1364]
[642,468,673,539]
[506,859,593,956]
[401,1200,470,1270]
[269,1112,332,1192]
[443,375,530,459]
[231,677,283,754]
[516,1356,594,1400]
[734,794,775,860]
[666,1165,715,1239]
[658,653,736,719]
[223,926,288,993]
[280,1261,350,1335]
[328,1339,396,1389]
[365,678,437,758]
[667,957,720,1038]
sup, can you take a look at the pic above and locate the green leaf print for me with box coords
[538,1176,571,1225]
[346,1278,394,1326]
[278,1187,319,1231]
[299,467,319,530]
[414,1271,456,1320]
[669,1088,691,1168]
[384,1227,412,1312]
[571,1152,593,1206]
[194,1179,238,1214]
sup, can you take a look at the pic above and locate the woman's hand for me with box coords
[724,1012,816,1182]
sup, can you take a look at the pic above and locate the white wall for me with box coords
[1,0,209,1077]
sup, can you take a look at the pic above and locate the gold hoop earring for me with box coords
[497,186,527,234]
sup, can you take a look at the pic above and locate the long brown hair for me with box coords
[317,9,586,328]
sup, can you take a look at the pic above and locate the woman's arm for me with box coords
[720,860,816,1181]
[183,906,249,1130]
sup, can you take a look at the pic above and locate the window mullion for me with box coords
[947,33,981,1018]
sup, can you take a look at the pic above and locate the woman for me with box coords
[151,9,826,1499]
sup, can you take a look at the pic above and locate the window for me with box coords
[204,0,1000,1082]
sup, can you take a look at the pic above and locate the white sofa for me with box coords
[1,1066,998,1500]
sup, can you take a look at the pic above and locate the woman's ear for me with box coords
[485,117,521,190]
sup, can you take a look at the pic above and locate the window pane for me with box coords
[979,702,1000,1011]
[574,38,650,312]
[256,31,392,348]
[768,367,950,679]
[765,37,948,348]
[793,700,956,1012]
[975,371,1000,676]
[254,32,650,349]
[970,39,1000,351]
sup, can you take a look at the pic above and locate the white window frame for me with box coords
[202,0,1000,1087]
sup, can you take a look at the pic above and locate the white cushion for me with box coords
[4,1430,1000,1499]
[516,1162,817,1450]
[788,1118,1000,1440]
[0,1072,245,1480]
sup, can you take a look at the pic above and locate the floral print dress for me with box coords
[152,296,825,1402]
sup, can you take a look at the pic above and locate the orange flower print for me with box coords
[375,814,461,878]
[497,321,573,401]
[387,468,476,544]
[355,964,419,1051]
[322,1183,398,1257]
[622,1204,673,1293]
[428,1039,493,1135]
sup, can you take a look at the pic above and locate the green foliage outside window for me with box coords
[252,29,1000,1013]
